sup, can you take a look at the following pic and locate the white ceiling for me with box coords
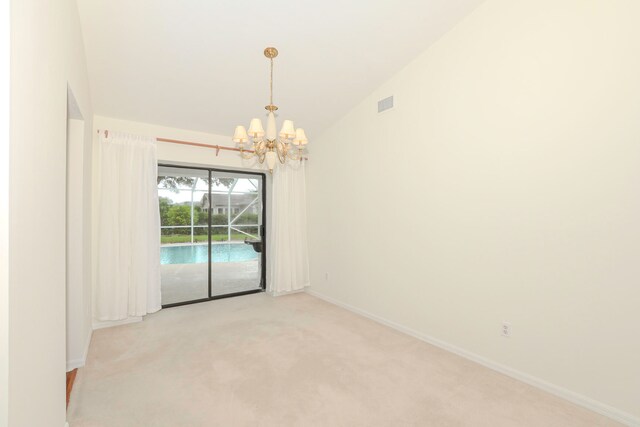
[77,0,484,138]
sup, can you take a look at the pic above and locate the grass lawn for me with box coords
[161,233,254,244]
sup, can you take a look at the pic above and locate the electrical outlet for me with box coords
[502,321,512,337]
[325,272,329,281]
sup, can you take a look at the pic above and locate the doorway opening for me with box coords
[158,164,266,307]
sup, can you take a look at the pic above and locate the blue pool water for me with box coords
[161,243,259,265]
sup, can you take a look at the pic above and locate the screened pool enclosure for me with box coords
[157,165,266,306]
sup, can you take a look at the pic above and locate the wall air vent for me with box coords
[377,95,394,113]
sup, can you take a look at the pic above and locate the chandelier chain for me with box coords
[269,58,274,106]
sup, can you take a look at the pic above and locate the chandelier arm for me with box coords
[257,148,266,164]
[286,149,302,161]
[239,144,253,160]
[255,139,266,155]
[275,140,287,164]
[239,149,255,160]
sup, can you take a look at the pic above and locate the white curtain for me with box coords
[95,132,161,320]
[268,160,310,294]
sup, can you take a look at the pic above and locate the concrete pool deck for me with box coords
[161,240,258,247]
[160,260,261,305]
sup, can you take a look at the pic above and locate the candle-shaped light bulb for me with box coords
[266,112,277,140]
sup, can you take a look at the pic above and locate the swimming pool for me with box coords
[161,243,259,265]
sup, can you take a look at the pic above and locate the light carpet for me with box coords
[67,292,621,426]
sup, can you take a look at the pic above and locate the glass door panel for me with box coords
[158,166,210,305]
[210,172,264,297]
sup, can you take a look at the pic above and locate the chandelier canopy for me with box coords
[232,47,308,173]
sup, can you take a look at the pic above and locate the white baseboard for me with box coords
[92,316,142,330]
[66,329,93,371]
[306,289,639,427]
[269,287,307,297]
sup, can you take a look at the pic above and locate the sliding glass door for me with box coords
[158,165,266,307]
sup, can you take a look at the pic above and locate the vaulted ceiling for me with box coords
[77,0,485,138]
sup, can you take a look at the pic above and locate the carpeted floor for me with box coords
[67,293,621,426]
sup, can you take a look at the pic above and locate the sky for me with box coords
[158,178,259,204]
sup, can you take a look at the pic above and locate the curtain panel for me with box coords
[268,161,310,294]
[95,132,161,320]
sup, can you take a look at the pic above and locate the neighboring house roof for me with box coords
[200,193,258,209]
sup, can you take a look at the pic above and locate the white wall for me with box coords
[307,0,640,424]
[66,109,93,371]
[91,116,271,321]
[1,0,10,424]
[9,0,93,425]
[66,117,83,368]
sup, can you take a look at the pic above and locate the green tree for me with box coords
[211,214,228,235]
[167,205,197,226]
[234,213,258,225]
[194,206,208,225]
[159,197,172,224]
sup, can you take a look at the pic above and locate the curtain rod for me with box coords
[97,129,252,156]
[97,129,307,160]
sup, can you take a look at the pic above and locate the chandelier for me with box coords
[232,47,308,173]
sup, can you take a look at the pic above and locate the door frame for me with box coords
[158,163,267,308]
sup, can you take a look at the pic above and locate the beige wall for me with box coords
[66,112,93,371]
[9,0,93,425]
[307,0,640,423]
[1,0,9,424]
